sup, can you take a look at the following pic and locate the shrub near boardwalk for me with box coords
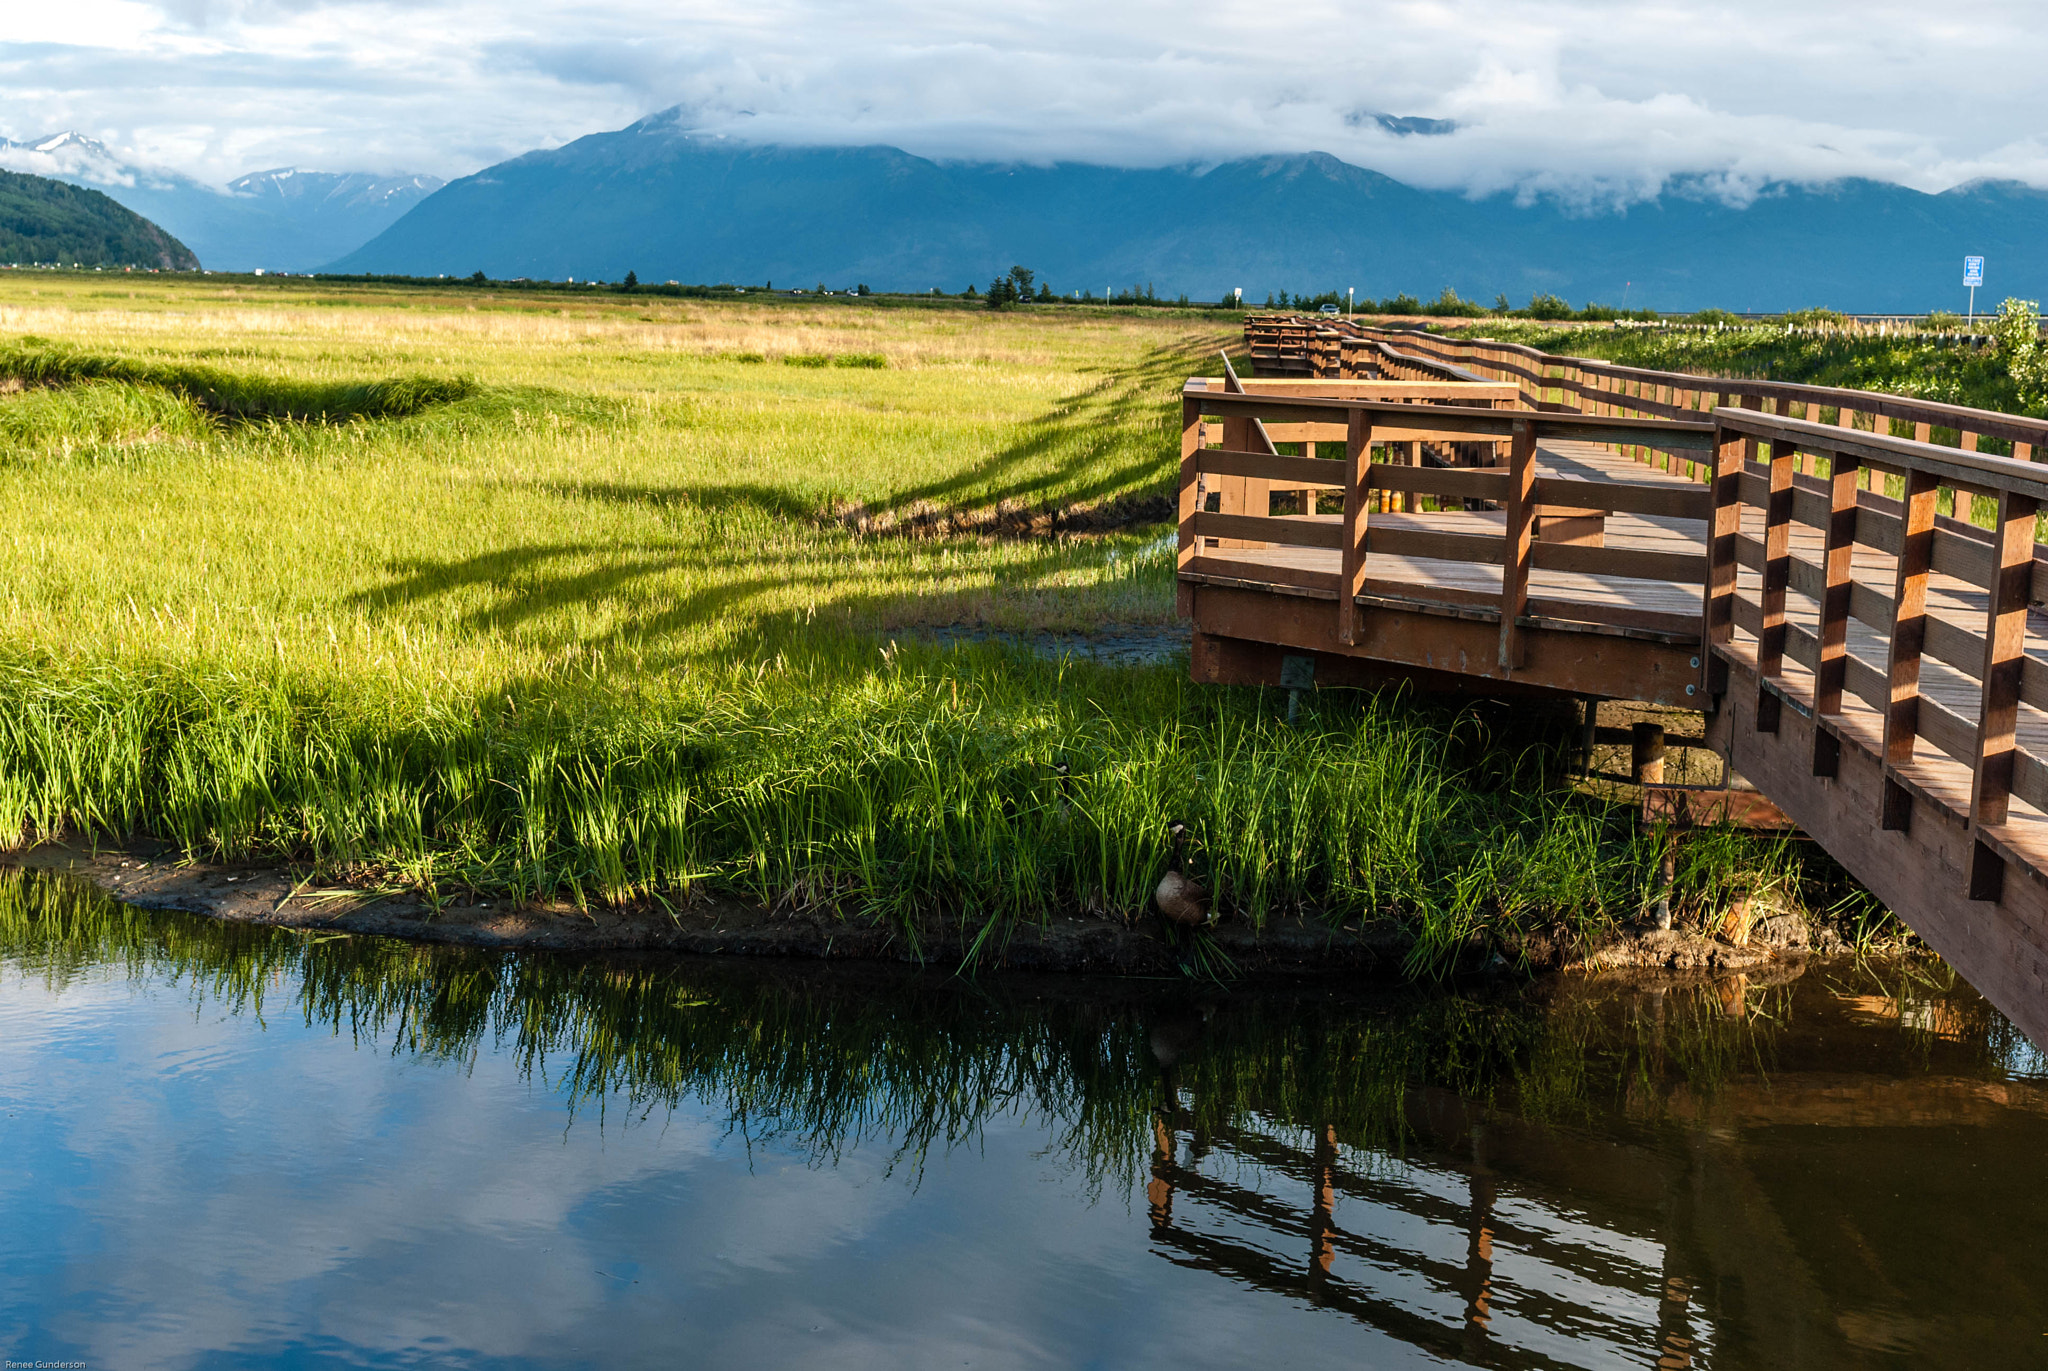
[0,277,1804,967]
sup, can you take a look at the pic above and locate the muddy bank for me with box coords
[5,840,1838,981]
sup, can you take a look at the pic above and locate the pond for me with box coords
[1,866,2043,1369]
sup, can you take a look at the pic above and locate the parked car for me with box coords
[1318,303,1341,315]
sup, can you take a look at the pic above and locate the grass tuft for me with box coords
[0,334,482,423]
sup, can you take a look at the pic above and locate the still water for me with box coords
[2,868,2044,1369]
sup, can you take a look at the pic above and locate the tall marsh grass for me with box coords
[0,335,481,422]
[0,639,1799,967]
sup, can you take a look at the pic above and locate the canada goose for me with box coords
[1154,821,1212,928]
[1147,1003,1215,1069]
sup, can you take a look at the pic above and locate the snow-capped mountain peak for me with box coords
[0,132,444,270]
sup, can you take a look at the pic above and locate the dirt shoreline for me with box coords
[4,840,1828,981]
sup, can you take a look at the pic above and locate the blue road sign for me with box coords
[1965,255,1986,287]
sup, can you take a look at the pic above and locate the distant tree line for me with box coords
[290,269,1772,322]
[967,266,1199,310]
[1253,285,1663,323]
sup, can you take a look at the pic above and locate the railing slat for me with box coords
[1880,470,1938,829]
[1968,489,2041,900]
[1882,471,1939,764]
[1190,511,1342,550]
[1373,465,1509,501]
[1756,439,1797,732]
[1198,448,1344,487]
[1704,423,1746,697]
[1338,410,1372,646]
[1530,477,1711,520]
[1814,452,1863,716]
[1532,544,1707,582]
[1810,449,1863,775]
[1498,419,1537,669]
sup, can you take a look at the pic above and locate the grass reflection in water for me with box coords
[3,865,2029,1172]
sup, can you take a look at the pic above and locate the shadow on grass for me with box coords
[346,331,1215,655]
[537,480,819,523]
[855,335,1215,519]
[351,532,1170,667]
[513,327,1221,535]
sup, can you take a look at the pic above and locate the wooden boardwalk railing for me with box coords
[1701,405,2048,934]
[1350,320,2048,460]
[1180,378,1714,703]
[1188,338,2048,1045]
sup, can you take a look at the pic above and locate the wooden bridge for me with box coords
[1184,319,2048,1045]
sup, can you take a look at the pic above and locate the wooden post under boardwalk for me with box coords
[1632,724,1667,787]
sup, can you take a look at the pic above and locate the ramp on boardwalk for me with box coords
[1182,325,2048,1046]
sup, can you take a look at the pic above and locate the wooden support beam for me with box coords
[1812,452,1862,710]
[1337,409,1373,646]
[1882,469,1938,769]
[1968,489,2041,900]
[1497,419,1537,669]
[1756,440,1797,732]
[1703,424,1745,698]
[1631,723,1667,785]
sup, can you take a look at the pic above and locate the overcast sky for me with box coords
[5,0,2046,202]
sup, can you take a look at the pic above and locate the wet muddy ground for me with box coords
[3,839,1834,980]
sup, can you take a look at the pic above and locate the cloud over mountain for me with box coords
[329,115,2048,313]
[8,0,2048,205]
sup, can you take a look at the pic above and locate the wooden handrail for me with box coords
[1716,408,2048,498]
[1701,406,2048,903]
[1357,324,2048,453]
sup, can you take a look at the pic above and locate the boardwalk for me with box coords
[1184,330,2048,1046]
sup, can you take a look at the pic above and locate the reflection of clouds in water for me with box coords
[0,967,1453,1370]
[0,972,902,1366]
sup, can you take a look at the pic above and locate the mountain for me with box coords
[0,168,197,270]
[215,167,446,267]
[0,133,443,271]
[330,111,2048,312]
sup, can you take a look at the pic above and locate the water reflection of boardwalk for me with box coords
[1147,1102,1700,1370]
[1139,975,2048,1370]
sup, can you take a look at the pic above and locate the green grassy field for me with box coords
[1448,318,2036,423]
[0,275,1825,968]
